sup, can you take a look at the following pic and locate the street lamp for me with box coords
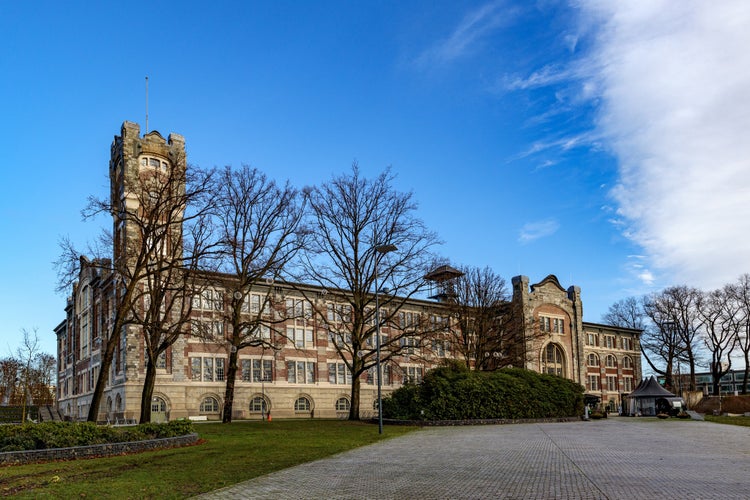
[374,243,397,434]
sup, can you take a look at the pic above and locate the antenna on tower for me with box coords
[145,76,149,133]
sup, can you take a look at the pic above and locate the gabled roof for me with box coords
[530,274,566,293]
[627,376,677,398]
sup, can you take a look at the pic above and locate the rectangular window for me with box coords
[327,303,351,323]
[191,358,201,381]
[622,338,633,350]
[401,337,419,354]
[156,350,167,369]
[288,361,316,384]
[604,336,614,349]
[328,362,351,384]
[288,327,312,348]
[406,366,423,384]
[623,377,633,392]
[216,358,225,381]
[432,340,446,357]
[587,333,597,346]
[367,365,392,385]
[204,358,214,381]
[607,375,617,391]
[589,375,599,391]
[241,359,252,382]
[553,318,564,334]
[251,359,273,382]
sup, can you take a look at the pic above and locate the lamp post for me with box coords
[374,243,397,434]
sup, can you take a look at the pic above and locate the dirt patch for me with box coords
[693,395,750,414]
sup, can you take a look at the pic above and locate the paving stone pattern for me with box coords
[195,418,750,499]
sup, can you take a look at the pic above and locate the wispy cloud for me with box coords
[416,1,514,67]
[577,1,750,289]
[509,130,600,162]
[510,2,750,290]
[519,219,560,243]
[625,255,655,287]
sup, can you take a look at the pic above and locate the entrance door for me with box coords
[151,396,168,422]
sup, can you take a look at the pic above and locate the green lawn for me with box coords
[1,420,416,498]
[704,414,750,427]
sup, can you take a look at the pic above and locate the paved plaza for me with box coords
[197,418,750,499]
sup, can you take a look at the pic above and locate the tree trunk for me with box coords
[349,371,361,421]
[687,351,697,391]
[87,329,118,422]
[222,348,239,423]
[664,359,674,392]
[743,352,749,395]
[139,359,157,423]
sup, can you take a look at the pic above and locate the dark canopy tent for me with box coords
[625,376,684,416]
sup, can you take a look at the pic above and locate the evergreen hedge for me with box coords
[382,363,584,420]
[0,420,194,452]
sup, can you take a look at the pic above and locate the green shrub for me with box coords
[382,365,584,421]
[0,420,194,452]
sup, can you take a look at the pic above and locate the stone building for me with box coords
[55,122,641,422]
[512,275,642,410]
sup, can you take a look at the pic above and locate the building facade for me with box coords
[55,122,641,422]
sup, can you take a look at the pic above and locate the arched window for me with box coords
[294,396,311,412]
[542,343,565,376]
[250,396,269,414]
[587,353,599,367]
[606,355,617,368]
[622,356,633,369]
[335,397,350,412]
[200,396,220,413]
[115,394,122,412]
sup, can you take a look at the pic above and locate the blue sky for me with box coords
[2,1,749,356]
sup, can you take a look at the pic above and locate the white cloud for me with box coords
[416,1,515,67]
[577,0,750,289]
[519,219,560,243]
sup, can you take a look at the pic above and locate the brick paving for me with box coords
[195,418,750,499]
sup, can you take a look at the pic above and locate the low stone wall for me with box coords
[379,416,581,426]
[0,433,200,466]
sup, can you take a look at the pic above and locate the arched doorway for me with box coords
[151,396,168,422]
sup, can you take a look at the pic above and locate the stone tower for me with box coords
[511,275,585,384]
[109,121,186,270]
[107,122,188,413]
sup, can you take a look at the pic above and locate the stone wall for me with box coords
[0,432,199,466]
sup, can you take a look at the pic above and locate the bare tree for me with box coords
[641,286,704,391]
[56,151,214,422]
[130,163,215,422]
[730,274,750,394]
[298,165,441,420]
[0,356,21,405]
[662,286,703,391]
[697,287,739,395]
[439,265,513,370]
[641,295,682,391]
[16,328,41,420]
[602,297,646,330]
[211,165,306,423]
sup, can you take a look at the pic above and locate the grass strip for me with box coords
[1,419,416,498]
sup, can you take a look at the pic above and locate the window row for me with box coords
[140,156,169,171]
[586,333,636,351]
[586,353,634,369]
[187,357,415,386]
[587,375,634,392]
[539,316,565,334]
[197,395,353,414]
